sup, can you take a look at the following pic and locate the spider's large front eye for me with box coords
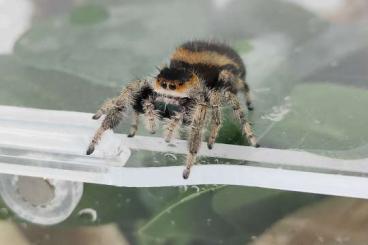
[169,84,176,90]
[161,82,167,89]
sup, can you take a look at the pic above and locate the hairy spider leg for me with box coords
[225,91,258,147]
[86,79,146,155]
[127,111,140,137]
[218,68,253,111]
[183,102,208,179]
[238,79,254,111]
[142,98,157,134]
[207,91,222,149]
[164,111,183,143]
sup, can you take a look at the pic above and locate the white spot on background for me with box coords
[0,0,33,54]
[78,208,98,222]
[244,34,291,86]
[213,0,233,9]
[261,96,292,122]
[164,152,177,161]
[282,0,344,15]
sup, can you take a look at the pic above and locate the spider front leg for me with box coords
[86,79,147,155]
[164,111,183,143]
[127,111,140,137]
[207,91,222,149]
[86,108,123,155]
[143,98,157,134]
[183,102,208,179]
[225,91,259,147]
[92,98,117,120]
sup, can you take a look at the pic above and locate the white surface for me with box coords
[0,106,367,198]
[0,0,33,54]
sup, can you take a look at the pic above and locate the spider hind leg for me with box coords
[218,68,254,111]
[239,79,254,111]
[225,91,258,147]
[207,91,222,150]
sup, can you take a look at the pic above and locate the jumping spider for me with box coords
[86,41,259,179]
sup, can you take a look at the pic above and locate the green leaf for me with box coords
[70,4,109,25]
[13,0,213,87]
[68,185,150,229]
[211,187,323,243]
[212,187,281,215]
[234,40,253,54]
[259,83,368,153]
[138,186,236,244]
[137,186,322,244]
[13,0,325,88]
[0,56,114,112]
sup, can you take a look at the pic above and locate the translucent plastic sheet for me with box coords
[0,106,367,199]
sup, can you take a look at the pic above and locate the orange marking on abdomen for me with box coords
[171,48,240,68]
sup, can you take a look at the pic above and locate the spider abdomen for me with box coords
[170,41,246,91]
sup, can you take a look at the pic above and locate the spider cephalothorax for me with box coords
[86,40,258,179]
[154,67,200,98]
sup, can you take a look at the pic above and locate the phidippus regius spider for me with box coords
[86,40,259,179]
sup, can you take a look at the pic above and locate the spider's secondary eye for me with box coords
[169,84,176,90]
[161,82,167,89]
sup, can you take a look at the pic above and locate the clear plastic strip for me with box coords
[0,106,367,198]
